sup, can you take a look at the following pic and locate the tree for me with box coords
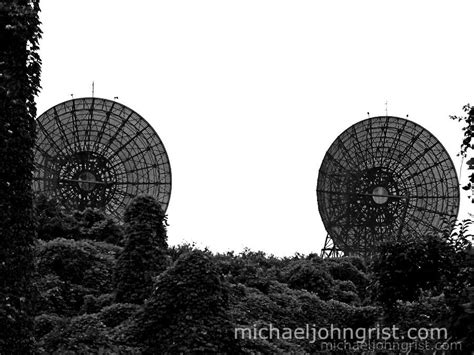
[450,104,474,200]
[0,0,41,352]
[114,195,169,304]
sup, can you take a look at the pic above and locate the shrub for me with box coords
[36,238,119,294]
[445,246,474,352]
[74,208,124,245]
[387,293,450,330]
[80,293,114,314]
[35,274,93,316]
[39,314,113,354]
[349,304,380,329]
[34,314,65,339]
[371,235,462,308]
[99,303,140,328]
[215,252,273,293]
[167,242,200,262]
[283,259,334,300]
[326,258,369,299]
[373,293,450,351]
[137,250,240,353]
[229,280,380,352]
[333,280,360,305]
[35,194,80,241]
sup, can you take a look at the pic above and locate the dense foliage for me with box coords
[1,194,463,352]
[370,225,473,352]
[137,250,240,353]
[114,195,169,304]
[0,0,41,352]
[35,194,124,244]
[32,198,473,352]
[371,234,461,308]
[31,214,383,353]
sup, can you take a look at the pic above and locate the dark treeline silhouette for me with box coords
[0,0,41,352]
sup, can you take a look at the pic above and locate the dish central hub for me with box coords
[78,171,97,191]
[372,186,389,204]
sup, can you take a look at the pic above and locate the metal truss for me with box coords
[317,116,460,257]
[33,97,172,219]
[320,234,344,258]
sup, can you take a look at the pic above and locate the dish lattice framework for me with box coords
[317,116,459,257]
[33,97,172,219]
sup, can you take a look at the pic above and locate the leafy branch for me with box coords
[450,104,474,195]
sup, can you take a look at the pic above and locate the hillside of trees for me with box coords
[28,194,474,353]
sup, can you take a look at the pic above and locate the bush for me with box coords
[80,293,114,315]
[349,304,380,329]
[371,235,462,308]
[167,242,200,262]
[326,258,369,299]
[333,280,360,305]
[229,280,380,352]
[373,293,450,351]
[99,303,140,328]
[35,194,80,241]
[283,259,334,300]
[214,250,279,293]
[137,250,240,353]
[74,208,124,245]
[35,198,124,245]
[39,314,112,354]
[387,293,450,330]
[35,274,93,316]
[34,314,65,339]
[444,246,474,351]
[36,238,119,295]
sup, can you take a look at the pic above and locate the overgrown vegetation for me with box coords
[1,1,473,351]
[450,104,474,198]
[0,0,41,352]
[114,195,169,304]
[27,195,473,353]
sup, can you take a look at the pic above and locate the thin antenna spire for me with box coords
[92,81,95,97]
[385,100,388,117]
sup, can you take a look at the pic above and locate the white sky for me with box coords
[36,1,474,256]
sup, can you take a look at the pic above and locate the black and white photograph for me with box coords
[1,0,473,353]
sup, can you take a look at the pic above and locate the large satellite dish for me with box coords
[317,116,459,257]
[33,97,171,219]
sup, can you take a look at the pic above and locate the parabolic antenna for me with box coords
[33,97,171,219]
[317,116,459,257]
